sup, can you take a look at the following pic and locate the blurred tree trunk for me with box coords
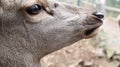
[96,0,106,14]
[77,0,80,6]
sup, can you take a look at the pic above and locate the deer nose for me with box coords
[93,12,104,19]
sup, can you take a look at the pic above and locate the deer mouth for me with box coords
[83,15,103,38]
[83,22,102,38]
[84,27,99,38]
[85,27,98,35]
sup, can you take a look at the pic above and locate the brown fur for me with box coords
[0,0,103,67]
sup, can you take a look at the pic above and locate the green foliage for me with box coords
[106,0,120,8]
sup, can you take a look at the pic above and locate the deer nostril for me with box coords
[93,12,104,19]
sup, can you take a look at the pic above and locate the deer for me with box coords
[0,0,104,67]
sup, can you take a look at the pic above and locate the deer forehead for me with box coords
[0,0,48,9]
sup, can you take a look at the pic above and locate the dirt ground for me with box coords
[41,18,120,67]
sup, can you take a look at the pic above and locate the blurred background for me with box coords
[58,0,120,18]
[41,0,120,67]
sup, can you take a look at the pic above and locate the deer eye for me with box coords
[26,4,42,15]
